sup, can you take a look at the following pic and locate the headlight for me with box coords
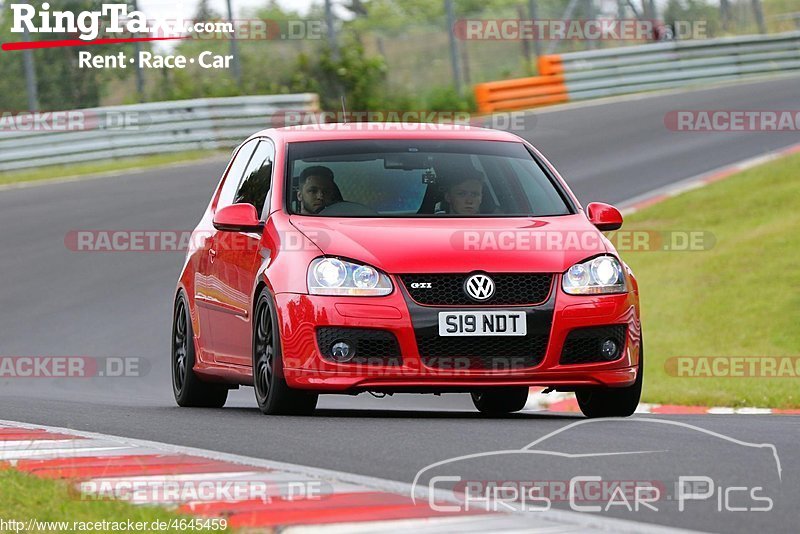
[562,256,626,295]
[308,258,393,296]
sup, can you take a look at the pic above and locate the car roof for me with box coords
[248,122,524,143]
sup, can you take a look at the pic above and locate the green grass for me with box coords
[0,150,228,187]
[620,152,800,408]
[0,469,230,533]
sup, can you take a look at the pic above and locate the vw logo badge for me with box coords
[464,274,495,301]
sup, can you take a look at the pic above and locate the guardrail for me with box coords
[475,31,800,113]
[0,93,319,172]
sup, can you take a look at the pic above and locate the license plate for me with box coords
[438,311,527,336]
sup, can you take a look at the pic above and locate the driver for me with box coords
[438,173,484,215]
[297,166,340,214]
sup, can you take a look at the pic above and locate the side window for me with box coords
[217,140,258,208]
[234,140,275,217]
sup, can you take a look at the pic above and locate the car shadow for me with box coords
[214,406,583,420]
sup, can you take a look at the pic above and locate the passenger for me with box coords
[297,166,340,214]
[438,174,484,215]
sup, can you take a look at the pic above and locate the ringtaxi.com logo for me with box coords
[10,3,152,41]
[7,3,322,42]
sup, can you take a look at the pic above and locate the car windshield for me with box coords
[286,139,573,217]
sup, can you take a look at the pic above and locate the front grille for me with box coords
[401,273,553,306]
[560,325,628,365]
[316,327,402,366]
[416,334,549,370]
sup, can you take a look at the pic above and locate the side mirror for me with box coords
[213,203,264,232]
[586,202,623,231]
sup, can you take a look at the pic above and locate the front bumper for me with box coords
[277,279,641,392]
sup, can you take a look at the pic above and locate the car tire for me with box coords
[253,288,318,416]
[172,291,228,408]
[576,344,643,418]
[471,387,529,415]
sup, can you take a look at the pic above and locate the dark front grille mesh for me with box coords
[560,325,628,365]
[401,273,553,306]
[317,327,402,366]
[416,334,549,370]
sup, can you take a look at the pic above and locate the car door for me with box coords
[207,139,276,366]
[195,139,258,359]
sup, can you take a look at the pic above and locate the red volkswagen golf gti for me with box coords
[172,123,642,418]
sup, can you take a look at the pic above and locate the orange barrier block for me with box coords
[474,55,567,113]
[538,55,564,76]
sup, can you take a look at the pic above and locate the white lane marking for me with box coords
[707,408,736,415]
[523,390,575,412]
[0,439,80,448]
[0,418,701,534]
[0,438,141,457]
[735,408,774,415]
[85,471,265,483]
[0,446,131,460]
[0,439,127,449]
[619,140,800,214]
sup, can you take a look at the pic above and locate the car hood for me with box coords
[289,214,610,274]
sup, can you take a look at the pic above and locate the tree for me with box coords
[194,0,221,22]
[0,1,135,111]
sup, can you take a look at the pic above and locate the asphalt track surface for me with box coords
[1,77,799,533]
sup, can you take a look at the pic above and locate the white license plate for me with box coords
[438,311,527,336]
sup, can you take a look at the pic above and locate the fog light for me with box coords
[601,339,619,360]
[331,341,354,362]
